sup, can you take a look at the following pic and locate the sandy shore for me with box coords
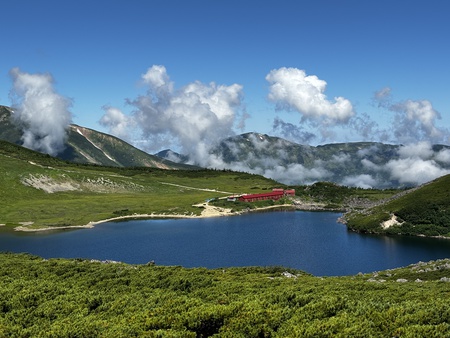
[13,203,235,232]
[13,203,298,232]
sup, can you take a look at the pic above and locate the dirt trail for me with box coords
[160,182,234,194]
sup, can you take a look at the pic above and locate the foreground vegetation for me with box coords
[0,253,449,337]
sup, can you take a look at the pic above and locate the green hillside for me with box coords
[0,140,280,230]
[1,252,449,337]
[345,175,450,237]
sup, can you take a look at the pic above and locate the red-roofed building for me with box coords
[238,189,295,202]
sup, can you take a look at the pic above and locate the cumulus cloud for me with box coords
[386,142,450,185]
[373,86,392,106]
[358,142,450,187]
[435,148,450,164]
[384,157,450,186]
[99,106,134,141]
[361,158,382,172]
[266,67,355,125]
[342,174,378,189]
[349,112,390,142]
[101,65,245,166]
[331,153,351,164]
[9,68,72,156]
[372,87,449,144]
[397,141,434,159]
[256,163,331,186]
[392,100,445,143]
[141,64,172,90]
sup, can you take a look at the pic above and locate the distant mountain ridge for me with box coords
[155,149,190,164]
[158,132,450,188]
[214,133,450,188]
[0,105,194,170]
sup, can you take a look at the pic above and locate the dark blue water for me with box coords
[1,211,450,276]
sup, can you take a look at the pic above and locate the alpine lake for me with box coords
[1,210,450,276]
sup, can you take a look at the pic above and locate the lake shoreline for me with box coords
[13,203,301,232]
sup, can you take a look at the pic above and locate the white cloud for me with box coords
[435,148,450,164]
[349,113,390,143]
[397,141,433,159]
[270,83,449,146]
[392,99,444,143]
[100,65,245,166]
[9,68,72,156]
[162,150,184,163]
[142,65,172,90]
[342,174,378,189]
[374,87,391,100]
[384,157,450,186]
[361,158,381,172]
[266,67,355,125]
[372,88,448,144]
[358,143,450,187]
[373,87,450,144]
[379,142,450,186]
[331,153,351,164]
[262,163,331,186]
[99,106,134,141]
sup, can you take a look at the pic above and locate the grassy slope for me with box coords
[65,125,196,169]
[0,140,280,229]
[0,253,449,337]
[346,175,450,237]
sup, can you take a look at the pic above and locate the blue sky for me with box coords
[2,0,449,155]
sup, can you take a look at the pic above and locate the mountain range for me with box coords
[0,105,193,170]
[159,132,450,188]
[2,104,450,188]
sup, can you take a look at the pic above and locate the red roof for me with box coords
[240,191,284,200]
